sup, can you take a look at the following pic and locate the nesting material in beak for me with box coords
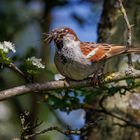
[43,33,53,43]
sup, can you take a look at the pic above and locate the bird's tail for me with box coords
[104,45,140,60]
[127,47,140,53]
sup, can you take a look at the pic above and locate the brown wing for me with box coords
[80,42,126,62]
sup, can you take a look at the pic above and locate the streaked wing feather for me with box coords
[80,43,126,62]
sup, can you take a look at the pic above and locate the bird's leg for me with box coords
[91,64,105,87]
[63,77,71,87]
[91,72,102,87]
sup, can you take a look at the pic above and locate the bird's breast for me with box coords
[54,47,100,80]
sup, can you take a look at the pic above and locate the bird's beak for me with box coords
[43,33,53,43]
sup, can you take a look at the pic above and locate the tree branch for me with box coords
[0,69,140,101]
[118,0,133,66]
[99,95,140,128]
[82,100,140,129]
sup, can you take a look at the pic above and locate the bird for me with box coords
[45,26,140,82]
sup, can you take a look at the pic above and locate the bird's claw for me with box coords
[91,73,104,87]
[64,78,70,87]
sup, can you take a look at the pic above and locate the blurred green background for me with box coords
[0,0,140,140]
[0,0,102,140]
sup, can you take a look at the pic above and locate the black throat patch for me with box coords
[54,39,63,50]
[60,54,67,64]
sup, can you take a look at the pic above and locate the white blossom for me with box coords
[0,41,16,53]
[27,56,45,69]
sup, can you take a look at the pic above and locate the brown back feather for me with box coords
[80,43,127,62]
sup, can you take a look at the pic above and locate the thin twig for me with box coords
[25,126,80,139]
[25,119,99,139]
[8,62,30,82]
[118,0,133,66]
[82,103,140,129]
[100,96,140,128]
[99,95,140,128]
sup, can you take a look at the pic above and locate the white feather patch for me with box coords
[63,35,79,48]
[85,48,99,59]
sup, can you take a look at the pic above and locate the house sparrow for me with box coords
[45,27,140,81]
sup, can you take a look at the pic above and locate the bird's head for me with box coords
[45,27,79,49]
